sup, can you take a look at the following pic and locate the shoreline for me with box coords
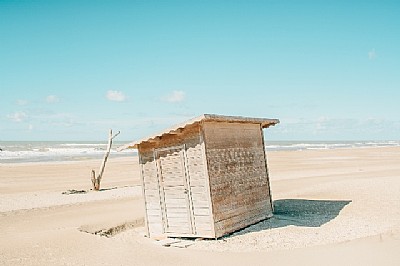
[1,144,399,165]
[1,140,399,164]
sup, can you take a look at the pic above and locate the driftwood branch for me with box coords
[91,129,120,191]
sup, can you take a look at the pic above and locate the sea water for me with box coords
[0,140,399,164]
[264,140,400,151]
[0,141,135,163]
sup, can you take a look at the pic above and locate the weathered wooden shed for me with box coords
[124,114,279,238]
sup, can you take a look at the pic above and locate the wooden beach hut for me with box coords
[123,114,279,238]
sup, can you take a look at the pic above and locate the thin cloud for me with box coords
[106,90,126,102]
[16,99,28,106]
[46,95,60,103]
[269,117,400,140]
[7,111,27,122]
[37,112,81,127]
[368,49,377,60]
[163,90,185,103]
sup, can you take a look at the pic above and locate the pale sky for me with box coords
[1,1,399,141]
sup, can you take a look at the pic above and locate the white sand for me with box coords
[1,147,399,265]
[0,186,141,213]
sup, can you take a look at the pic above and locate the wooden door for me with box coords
[155,145,194,235]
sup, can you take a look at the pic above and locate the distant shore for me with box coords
[1,140,399,164]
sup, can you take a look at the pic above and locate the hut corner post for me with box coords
[91,129,120,191]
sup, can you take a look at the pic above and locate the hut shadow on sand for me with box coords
[225,199,352,238]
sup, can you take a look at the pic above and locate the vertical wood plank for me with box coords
[200,122,216,238]
[182,144,196,235]
[260,125,274,212]
[138,152,150,237]
[155,150,168,233]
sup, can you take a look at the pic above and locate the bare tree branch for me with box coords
[91,129,119,191]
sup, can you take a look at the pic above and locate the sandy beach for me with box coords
[1,146,399,265]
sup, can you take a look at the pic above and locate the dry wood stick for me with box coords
[91,129,120,190]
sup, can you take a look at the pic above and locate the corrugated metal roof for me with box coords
[118,114,279,150]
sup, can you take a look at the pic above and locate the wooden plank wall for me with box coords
[203,122,273,238]
[139,124,214,238]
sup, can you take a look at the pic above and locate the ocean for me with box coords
[0,140,399,164]
[0,141,135,164]
[264,140,400,151]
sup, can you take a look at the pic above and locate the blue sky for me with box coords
[1,1,399,141]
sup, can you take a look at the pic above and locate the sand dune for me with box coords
[1,147,399,265]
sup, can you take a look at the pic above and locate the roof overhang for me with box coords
[118,114,279,150]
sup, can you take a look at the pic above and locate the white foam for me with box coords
[0,142,135,163]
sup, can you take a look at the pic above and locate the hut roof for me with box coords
[119,114,279,150]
